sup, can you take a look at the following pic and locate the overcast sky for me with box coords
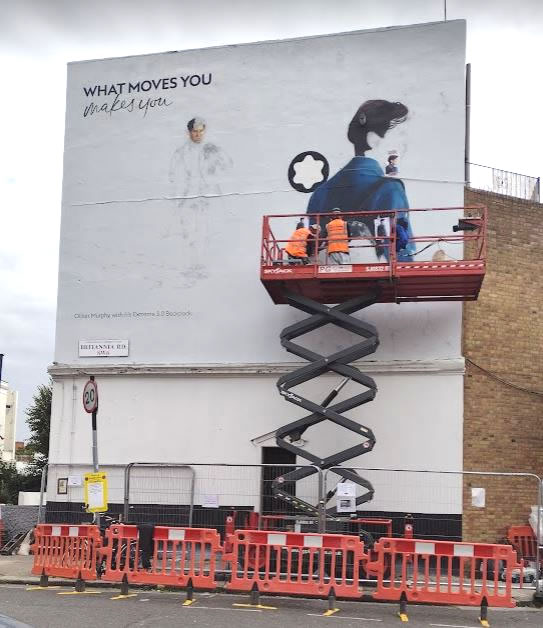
[1,0,541,441]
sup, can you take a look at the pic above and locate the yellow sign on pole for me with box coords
[84,472,108,513]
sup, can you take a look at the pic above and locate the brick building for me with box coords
[463,187,543,542]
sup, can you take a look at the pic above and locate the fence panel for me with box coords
[42,464,126,523]
[100,524,222,589]
[370,537,522,608]
[325,467,542,598]
[31,524,102,580]
[324,467,464,541]
[124,463,195,526]
[226,529,366,598]
[469,163,540,202]
[124,463,322,538]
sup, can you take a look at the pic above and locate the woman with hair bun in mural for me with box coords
[307,99,415,262]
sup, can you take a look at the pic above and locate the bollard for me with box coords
[323,587,339,616]
[39,570,49,588]
[232,581,276,610]
[182,578,195,606]
[110,572,137,600]
[75,571,85,593]
[250,582,260,606]
[479,596,489,627]
[398,592,408,622]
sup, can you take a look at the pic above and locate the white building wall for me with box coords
[49,20,468,517]
[0,383,17,461]
[48,360,463,513]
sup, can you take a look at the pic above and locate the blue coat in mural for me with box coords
[306,100,416,262]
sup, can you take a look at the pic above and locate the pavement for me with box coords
[0,555,541,627]
[1,584,543,627]
[0,555,539,602]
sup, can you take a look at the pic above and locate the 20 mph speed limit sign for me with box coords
[83,379,98,413]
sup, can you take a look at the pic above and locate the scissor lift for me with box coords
[260,206,486,519]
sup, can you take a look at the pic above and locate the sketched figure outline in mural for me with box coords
[169,116,233,210]
[168,117,233,282]
[306,99,415,262]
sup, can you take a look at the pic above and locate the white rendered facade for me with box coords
[49,21,467,520]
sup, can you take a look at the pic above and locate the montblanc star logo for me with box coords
[288,151,329,193]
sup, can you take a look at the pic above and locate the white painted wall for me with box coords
[48,363,463,512]
[50,21,467,516]
[0,383,17,461]
[18,492,42,506]
[55,20,466,365]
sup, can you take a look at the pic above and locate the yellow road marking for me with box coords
[57,590,102,595]
[323,608,340,616]
[233,603,277,610]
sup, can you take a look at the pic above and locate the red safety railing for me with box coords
[100,524,222,589]
[370,537,522,608]
[261,206,487,269]
[225,529,366,598]
[31,524,102,581]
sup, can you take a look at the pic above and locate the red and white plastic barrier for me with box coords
[507,525,539,564]
[31,524,102,580]
[100,524,222,589]
[225,529,366,598]
[370,537,522,608]
[98,524,139,582]
[30,521,523,615]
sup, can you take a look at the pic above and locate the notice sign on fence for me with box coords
[336,481,356,513]
[84,472,108,513]
[202,494,219,508]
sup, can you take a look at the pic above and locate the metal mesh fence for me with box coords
[42,464,541,552]
[123,463,321,538]
[469,163,540,202]
[37,462,543,597]
[124,463,195,527]
[324,467,463,541]
[324,467,541,562]
[43,464,126,524]
[323,467,542,593]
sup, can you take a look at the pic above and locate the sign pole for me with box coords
[90,377,100,527]
[90,377,99,473]
[83,375,101,527]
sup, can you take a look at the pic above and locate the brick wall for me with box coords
[463,188,543,542]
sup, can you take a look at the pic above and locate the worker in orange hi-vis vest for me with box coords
[285,221,311,264]
[325,208,351,264]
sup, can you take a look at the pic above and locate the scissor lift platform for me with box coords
[261,206,486,304]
